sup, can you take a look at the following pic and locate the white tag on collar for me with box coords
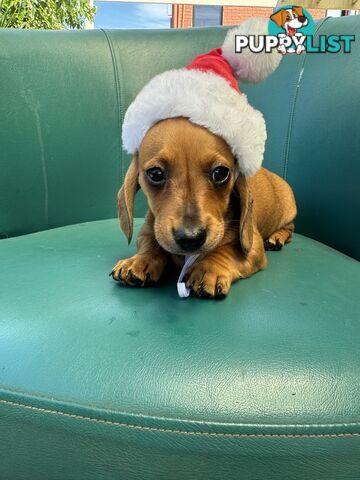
[177,254,200,298]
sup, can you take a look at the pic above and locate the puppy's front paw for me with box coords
[185,261,232,299]
[264,238,283,251]
[264,227,293,252]
[111,254,164,287]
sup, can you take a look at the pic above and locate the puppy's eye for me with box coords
[211,166,230,185]
[145,167,166,185]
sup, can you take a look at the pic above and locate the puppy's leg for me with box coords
[111,214,169,287]
[186,230,267,299]
[264,222,294,251]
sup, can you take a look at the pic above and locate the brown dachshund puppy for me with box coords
[111,117,296,298]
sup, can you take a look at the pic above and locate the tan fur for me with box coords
[111,118,297,298]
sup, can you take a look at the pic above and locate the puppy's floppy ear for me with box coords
[117,153,139,244]
[270,9,286,27]
[234,174,254,256]
[293,6,304,17]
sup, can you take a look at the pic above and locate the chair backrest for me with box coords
[242,16,360,261]
[1,16,359,259]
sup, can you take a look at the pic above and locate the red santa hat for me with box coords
[122,18,281,177]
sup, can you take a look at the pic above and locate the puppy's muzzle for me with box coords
[173,227,207,252]
[298,15,307,24]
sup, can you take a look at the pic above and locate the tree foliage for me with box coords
[0,0,96,29]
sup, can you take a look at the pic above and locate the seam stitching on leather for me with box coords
[282,16,330,180]
[1,399,359,438]
[100,29,124,185]
[1,386,359,429]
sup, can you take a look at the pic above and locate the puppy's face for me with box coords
[138,118,237,255]
[270,7,308,32]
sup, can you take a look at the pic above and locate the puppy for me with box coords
[270,6,308,36]
[111,117,296,298]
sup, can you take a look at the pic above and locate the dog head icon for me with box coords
[270,6,309,36]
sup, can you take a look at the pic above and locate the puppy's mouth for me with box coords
[287,18,308,34]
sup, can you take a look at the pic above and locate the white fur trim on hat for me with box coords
[222,17,282,84]
[122,68,266,177]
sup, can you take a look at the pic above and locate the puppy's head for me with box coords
[270,7,308,31]
[118,117,253,256]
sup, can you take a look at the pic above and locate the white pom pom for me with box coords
[222,17,282,84]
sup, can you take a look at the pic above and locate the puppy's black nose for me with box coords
[173,228,207,252]
[298,15,307,23]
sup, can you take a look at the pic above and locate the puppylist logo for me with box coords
[236,5,355,55]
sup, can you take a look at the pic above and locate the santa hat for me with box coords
[122,18,281,177]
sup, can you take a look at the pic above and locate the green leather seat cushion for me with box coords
[1,218,359,426]
[1,219,359,478]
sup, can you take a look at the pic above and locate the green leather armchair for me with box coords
[0,16,359,480]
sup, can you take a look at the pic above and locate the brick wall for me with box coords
[223,6,272,24]
[223,6,326,25]
[172,5,326,28]
[171,4,193,28]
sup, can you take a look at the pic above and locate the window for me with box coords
[193,5,223,27]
